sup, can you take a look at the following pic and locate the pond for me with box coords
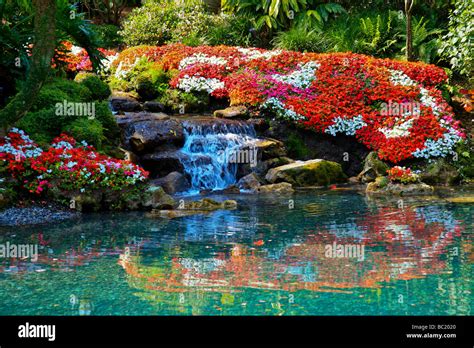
[0,189,472,316]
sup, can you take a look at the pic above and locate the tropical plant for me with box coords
[222,0,345,31]
[272,27,330,52]
[398,16,443,63]
[439,0,474,77]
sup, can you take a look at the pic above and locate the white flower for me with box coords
[271,61,320,89]
[177,76,224,94]
[262,97,306,121]
[325,115,367,136]
[179,53,227,70]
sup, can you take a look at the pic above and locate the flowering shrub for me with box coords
[108,44,465,163]
[0,129,148,195]
[387,166,419,184]
[53,41,118,74]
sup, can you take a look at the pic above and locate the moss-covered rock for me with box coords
[420,159,460,185]
[265,159,346,187]
[366,182,434,196]
[357,152,390,183]
[141,185,175,209]
[253,182,294,194]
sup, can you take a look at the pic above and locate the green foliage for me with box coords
[93,101,121,144]
[205,14,257,47]
[75,73,111,101]
[285,133,310,158]
[65,118,104,150]
[119,0,216,46]
[111,58,171,100]
[16,107,65,146]
[439,0,473,77]
[30,79,92,112]
[358,13,399,56]
[159,89,209,114]
[272,27,330,52]
[223,0,345,30]
[398,16,444,63]
[93,24,123,48]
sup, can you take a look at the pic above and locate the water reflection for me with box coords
[0,191,471,315]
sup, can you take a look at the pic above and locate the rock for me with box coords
[254,138,287,160]
[252,182,294,194]
[150,172,190,195]
[72,193,102,212]
[366,182,434,196]
[143,101,165,112]
[115,112,170,126]
[127,119,184,153]
[265,159,346,187]
[109,93,142,113]
[357,152,390,183]
[212,185,241,194]
[214,105,248,119]
[142,185,175,209]
[119,148,139,164]
[247,118,269,132]
[141,150,186,178]
[181,198,238,211]
[237,156,294,179]
[237,173,262,190]
[262,121,370,177]
[420,159,460,185]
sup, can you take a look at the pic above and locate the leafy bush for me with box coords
[119,0,216,46]
[75,73,111,101]
[205,14,257,47]
[272,27,330,52]
[439,0,473,77]
[93,24,123,48]
[17,108,65,146]
[159,89,209,114]
[222,0,345,30]
[66,118,104,150]
[93,101,121,143]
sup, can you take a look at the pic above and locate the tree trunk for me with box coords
[405,0,414,62]
[0,0,56,135]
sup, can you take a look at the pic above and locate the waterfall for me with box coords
[180,120,258,191]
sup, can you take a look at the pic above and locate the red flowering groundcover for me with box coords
[0,129,148,195]
[108,44,465,163]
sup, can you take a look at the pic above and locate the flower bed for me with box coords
[74,44,465,163]
[0,129,148,195]
[387,166,419,184]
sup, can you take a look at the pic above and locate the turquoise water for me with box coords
[0,190,472,315]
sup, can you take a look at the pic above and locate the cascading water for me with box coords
[180,119,258,191]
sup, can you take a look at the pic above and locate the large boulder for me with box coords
[214,105,248,118]
[125,119,184,153]
[237,156,294,179]
[143,101,165,112]
[420,159,460,185]
[148,198,237,219]
[357,152,390,183]
[140,150,186,178]
[254,138,287,160]
[151,171,190,195]
[366,181,434,196]
[237,173,262,190]
[253,182,294,194]
[109,92,142,113]
[141,185,176,209]
[265,159,346,187]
